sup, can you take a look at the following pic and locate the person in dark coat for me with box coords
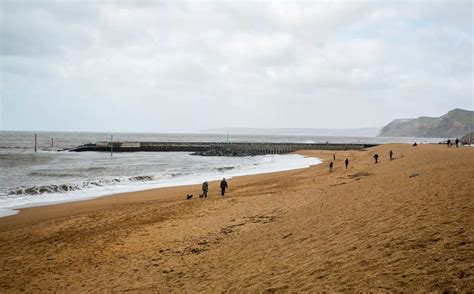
[220,178,228,196]
[329,161,333,173]
[389,150,393,160]
[447,139,451,148]
[344,158,349,169]
[373,153,379,164]
[455,138,459,147]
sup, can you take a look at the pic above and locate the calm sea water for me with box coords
[0,131,442,217]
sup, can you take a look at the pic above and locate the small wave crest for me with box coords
[0,146,30,149]
[28,171,75,178]
[128,175,154,182]
[85,167,106,172]
[216,166,235,172]
[8,175,156,196]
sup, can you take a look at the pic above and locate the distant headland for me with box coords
[378,108,473,138]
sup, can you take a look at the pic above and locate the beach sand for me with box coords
[0,144,472,292]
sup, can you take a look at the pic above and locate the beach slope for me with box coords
[0,144,472,292]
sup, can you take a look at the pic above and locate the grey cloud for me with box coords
[1,0,472,132]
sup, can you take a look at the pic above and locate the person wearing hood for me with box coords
[220,178,228,196]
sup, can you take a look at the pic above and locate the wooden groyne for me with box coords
[69,142,377,155]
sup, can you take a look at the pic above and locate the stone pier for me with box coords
[69,142,377,155]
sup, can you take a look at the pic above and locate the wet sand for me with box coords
[0,144,472,292]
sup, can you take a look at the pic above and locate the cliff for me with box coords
[378,109,473,138]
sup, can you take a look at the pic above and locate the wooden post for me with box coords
[34,134,37,153]
[469,126,472,146]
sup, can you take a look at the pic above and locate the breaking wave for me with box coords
[8,175,156,196]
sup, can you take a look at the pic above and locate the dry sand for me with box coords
[0,144,472,292]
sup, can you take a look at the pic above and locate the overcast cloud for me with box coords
[1,0,472,132]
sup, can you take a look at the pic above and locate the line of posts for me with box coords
[33,134,55,153]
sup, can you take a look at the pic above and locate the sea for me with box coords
[0,131,443,217]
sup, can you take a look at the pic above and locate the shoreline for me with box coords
[0,153,321,219]
[0,153,323,232]
[1,144,472,291]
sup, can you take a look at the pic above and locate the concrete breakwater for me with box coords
[68,142,377,156]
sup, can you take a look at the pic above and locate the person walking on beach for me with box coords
[220,178,228,196]
[333,154,336,161]
[447,139,451,148]
[201,181,209,198]
[455,138,459,147]
[344,158,349,169]
[329,161,333,173]
[389,150,393,160]
[373,153,379,164]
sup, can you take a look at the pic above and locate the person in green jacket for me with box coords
[200,181,209,198]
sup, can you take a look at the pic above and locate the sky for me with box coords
[1,0,472,132]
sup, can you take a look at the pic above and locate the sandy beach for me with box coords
[0,144,472,292]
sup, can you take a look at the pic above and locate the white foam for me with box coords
[0,154,321,217]
[0,208,19,218]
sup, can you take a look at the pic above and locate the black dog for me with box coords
[186,194,193,200]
